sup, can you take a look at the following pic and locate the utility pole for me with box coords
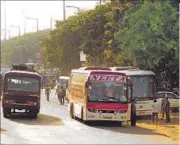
[4,1,7,40]
[50,17,53,30]
[22,10,27,34]
[10,25,21,37]
[66,5,81,13]
[63,0,66,21]
[2,29,10,39]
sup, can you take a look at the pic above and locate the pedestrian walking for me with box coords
[131,98,137,126]
[161,94,166,120]
[45,86,51,101]
[56,86,66,105]
[165,96,170,123]
[152,99,159,125]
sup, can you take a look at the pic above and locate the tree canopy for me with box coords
[114,0,179,88]
[1,0,178,89]
[1,30,49,66]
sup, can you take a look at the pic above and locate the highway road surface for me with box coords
[1,90,178,144]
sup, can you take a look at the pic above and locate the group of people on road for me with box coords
[152,94,170,125]
[44,85,66,105]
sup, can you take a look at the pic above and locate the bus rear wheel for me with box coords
[3,108,11,118]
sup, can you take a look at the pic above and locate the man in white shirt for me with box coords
[152,99,159,125]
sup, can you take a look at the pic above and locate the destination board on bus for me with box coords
[131,76,154,83]
[89,74,126,83]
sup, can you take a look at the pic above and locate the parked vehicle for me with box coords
[2,64,41,118]
[67,66,134,125]
[110,67,156,117]
[157,91,179,112]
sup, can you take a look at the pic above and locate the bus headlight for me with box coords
[5,100,14,104]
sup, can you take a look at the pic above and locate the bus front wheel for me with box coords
[70,103,74,119]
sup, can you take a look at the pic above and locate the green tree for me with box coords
[1,30,49,66]
[115,1,179,88]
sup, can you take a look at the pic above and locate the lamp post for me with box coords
[50,18,59,30]
[3,1,7,40]
[10,25,20,37]
[66,5,81,12]
[2,29,10,39]
[26,17,39,32]
[63,0,66,21]
[22,10,28,34]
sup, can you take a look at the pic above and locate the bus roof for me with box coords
[59,76,69,80]
[4,70,41,77]
[79,66,111,70]
[114,69,155,76]
[71,69,127,76]
[110,66,139,71]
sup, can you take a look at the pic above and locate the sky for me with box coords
[1,1,100,40]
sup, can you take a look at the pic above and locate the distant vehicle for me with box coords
[110,67,156,117]
[67,67,134,125]
[58,76,69,89]
[157,91,179,112]
[2,64,41,118]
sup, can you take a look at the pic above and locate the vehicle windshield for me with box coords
[88,81,128,103]
[131,75,155,99]
[6,77,40,93]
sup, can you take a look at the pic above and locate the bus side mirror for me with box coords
[85,81,91,88]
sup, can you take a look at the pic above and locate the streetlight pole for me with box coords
[63,0,66,21]
[3,1,7,40]
[50,18,58,30]
[22,10,28,34]
[50,17,53,30]
[2,29,10,39]
[27,17,39,32]
[10,25,20,37]
[66,5,81,13]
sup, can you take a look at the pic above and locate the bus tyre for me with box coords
[70,103,74,119]
[32,113,38,119]
[28,110,38,119]
[3,108,11,118]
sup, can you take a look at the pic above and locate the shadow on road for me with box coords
[9,113,64,126]
[86,121,166,136]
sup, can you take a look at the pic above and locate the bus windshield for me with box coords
[131,75,155,99]
[6,77,40,93]
[88,74,128,103]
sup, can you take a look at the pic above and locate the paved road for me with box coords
[1,90,178,144]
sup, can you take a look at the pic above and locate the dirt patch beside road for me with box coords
[0,128,7,133]
[137,113,179,142]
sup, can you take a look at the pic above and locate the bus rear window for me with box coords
[6,77,40,93]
